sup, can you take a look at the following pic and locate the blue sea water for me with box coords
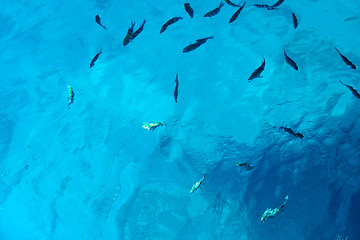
[0,0,360,239]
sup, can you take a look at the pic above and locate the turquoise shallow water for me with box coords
[0,0,359,239]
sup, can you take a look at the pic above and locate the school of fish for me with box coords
[73,0,360,226]
[88,2,358,107]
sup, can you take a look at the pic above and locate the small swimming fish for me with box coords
[160,17,183,34]
[123,21,135,46]
[248,56,265,82]
[204,1,225,18]
[261,196,288,222]
[254,4,267,8]
[235,162,253,171]
[335,47,356,69]
[279,127,303,139]
[225,0,242,7]
[190,175,205,194]
[292,12,298,29]
[229,2,246,23]
[142,122,166,131]
[174,73,179,103]
[254,0,283,10]
[95,15,107,29]
[254,4,274,10]
[67,85,75,109]
[183,36,214,53]
[132,20,146,40]
[90,49,102,68]
[271,0,285,8]
[184,3,194,18]
[284,49,298,71]
[339,80,360,99]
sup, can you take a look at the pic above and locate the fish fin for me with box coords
[334,47,341,54]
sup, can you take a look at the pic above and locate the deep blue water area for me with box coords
[0,0,359,239]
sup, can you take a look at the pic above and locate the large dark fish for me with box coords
[90,49,102,68]
[284,49,298,71]
[174,73,179,102]
[160,17,183,34]
[184,3,194,18]
[123,21,135,46]
[248,56,265,82]
[292,12,298,29]
[132,20,146,40]
[335,47,356,69]
[95,15,107,29]
[229,2,246,23]
[272,0,285,8]
[225,0,242,7]
[204,1,225,17]
[183,36,214,53]
[339,80,360,99]
[279,127,303,139]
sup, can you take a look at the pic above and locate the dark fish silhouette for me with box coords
[254,4,274,10]
[292,12,298,29]
[335,47,356,69]
[184,3,194,18]
[160,17,183,34]
[183,36,214,53]
[90,49,102,68]
[132,20,146,40]
[254,0,284,9]
[229,2,246,23]
[174,73,179,102]
[248,56,265,82]
[284,49,298,71]
[204,1,225,17]
[95,15,107,29]
[272,0,285,8]
[254,4,266,8]
[123,21,135,46]
[225,0,242,7]
[279,127,303,139]
[339,80,360,99]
